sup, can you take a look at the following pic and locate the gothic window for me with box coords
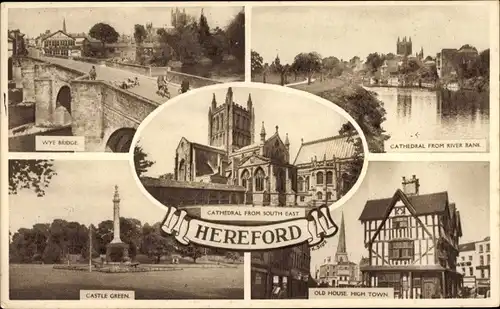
[255,168,265,192]
[317,172,324,185]
[241,169,250,190]
[222,133,225,144]
[215,117,219,131]
[236,115,240,128]
[316,191,323,200]
[326,192,332,201]
[305,176,310,190]
[326,171,333,184]
[298,177,304,192]
[220,113,224,129]
[178,159,186,181]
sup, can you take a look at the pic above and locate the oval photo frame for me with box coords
[129,82,369,251]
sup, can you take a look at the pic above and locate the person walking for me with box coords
[89,66,96,80]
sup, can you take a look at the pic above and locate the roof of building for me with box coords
[293,134,357,165]
[69,32,87,39]
[141,176,245,191]
[459,242,476,252]
[42,30,75,41]
[358,190,449,221]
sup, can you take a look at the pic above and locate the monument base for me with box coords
[106,242,129,263]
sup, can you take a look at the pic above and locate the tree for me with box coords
[88,23,119,56]
[291,52,322,85]
[134,24,147,65]
[134,143,155,178]
[9,160,57,197]
[251,50,263,75]
[365,53,385,73]
[206,27,227,64]
[198,9,212,54]
[225,11,245,64]
[179,243,205,263]
[317,84,389,152]
[141,223,175,263]
[322,56,342,78]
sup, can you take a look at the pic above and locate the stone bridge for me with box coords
[13,56,223,152]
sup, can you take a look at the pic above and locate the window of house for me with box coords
[326,171,333,184]
[389,241,413,259]
[479,245,483,253]
[255,168,265,192]
[469,267,473,276]
[461,256,465,261]
[316,191,323,200]
[469,256,472,261]
[378,273,401,291]
[481,269,485,279]
[326,192,332,201]
[298,177,304,192]
[392,217,408,229]
[300,196,305,202]
[317,172,324,185]
[480,256,484,266]
[487,254,490,265]
[486,244,490,252]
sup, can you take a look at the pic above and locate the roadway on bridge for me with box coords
[39,56,181,104]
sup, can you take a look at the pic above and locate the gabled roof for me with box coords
[42,30,75,41]
[359,190,449,221]
[293,135,357,165]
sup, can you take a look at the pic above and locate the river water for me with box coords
[367,87,489,145]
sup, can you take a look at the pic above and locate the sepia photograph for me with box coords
[7,5,245,153]
[8,159,244,300]
[308,161,490,299]
[251,4,491,153]
[132,85,366,223]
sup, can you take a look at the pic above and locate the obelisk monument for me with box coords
[106,185,129,263]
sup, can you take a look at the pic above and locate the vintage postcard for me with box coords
[1,1,499,309]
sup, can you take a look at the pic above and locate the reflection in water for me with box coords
[370,87,489,143]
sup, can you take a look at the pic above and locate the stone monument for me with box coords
[105,185,129,263]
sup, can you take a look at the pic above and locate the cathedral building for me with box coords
[173,87,359,208]
[318,213,360,287]
[397,36,413,56]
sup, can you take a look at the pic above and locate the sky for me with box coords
[311,161,491,273]
[252,4,491,65]
[136,86,351,178]
[8,6,243,38]
[9,160,166,235]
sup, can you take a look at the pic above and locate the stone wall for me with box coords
[105,61,151,76]
[151,66,222,88]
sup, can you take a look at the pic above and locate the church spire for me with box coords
[334,212,348,263]
[63,18,67,33]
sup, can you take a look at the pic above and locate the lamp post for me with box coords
[88,224,92,272]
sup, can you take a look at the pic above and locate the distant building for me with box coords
[359,175,463,299]
[8,37,13,58]
[457,236,490,297]
[8,29,26,57]
[82,37,104,57]
[397,36,412,56]
[251,243,310,299]
[318,212,360,287]
[436,46,478,80]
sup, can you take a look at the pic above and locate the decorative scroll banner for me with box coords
[160,205,338,250]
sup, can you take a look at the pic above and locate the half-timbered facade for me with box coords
[358,175,463,299]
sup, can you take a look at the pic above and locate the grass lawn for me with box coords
[9,264,243,300]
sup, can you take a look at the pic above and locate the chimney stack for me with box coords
[402,175,420,196]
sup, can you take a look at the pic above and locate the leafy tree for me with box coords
[9,160,57,197]
[179,243,205,263]
[478,49,490,78]
[385,53,396,60]
[141,223,176,263]
[322,56,342,78]
[365,53,385,73]
[225,11,245,64]
[134,143,155,178]
[134,24,148,65]
[198,9,212,54]
[88,23,119,56]
[291,52,322,85]
[251,50,263,75]
[317,84,389,152]
[206,27,227,64]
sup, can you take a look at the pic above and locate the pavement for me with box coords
[38,56,181,104]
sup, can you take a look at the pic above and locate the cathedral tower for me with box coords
[208,88,254,153]
[335,212,348,263]
[63,18,67,33]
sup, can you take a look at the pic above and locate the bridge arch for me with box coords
[56,85,72,115]
[105,128,137,153]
